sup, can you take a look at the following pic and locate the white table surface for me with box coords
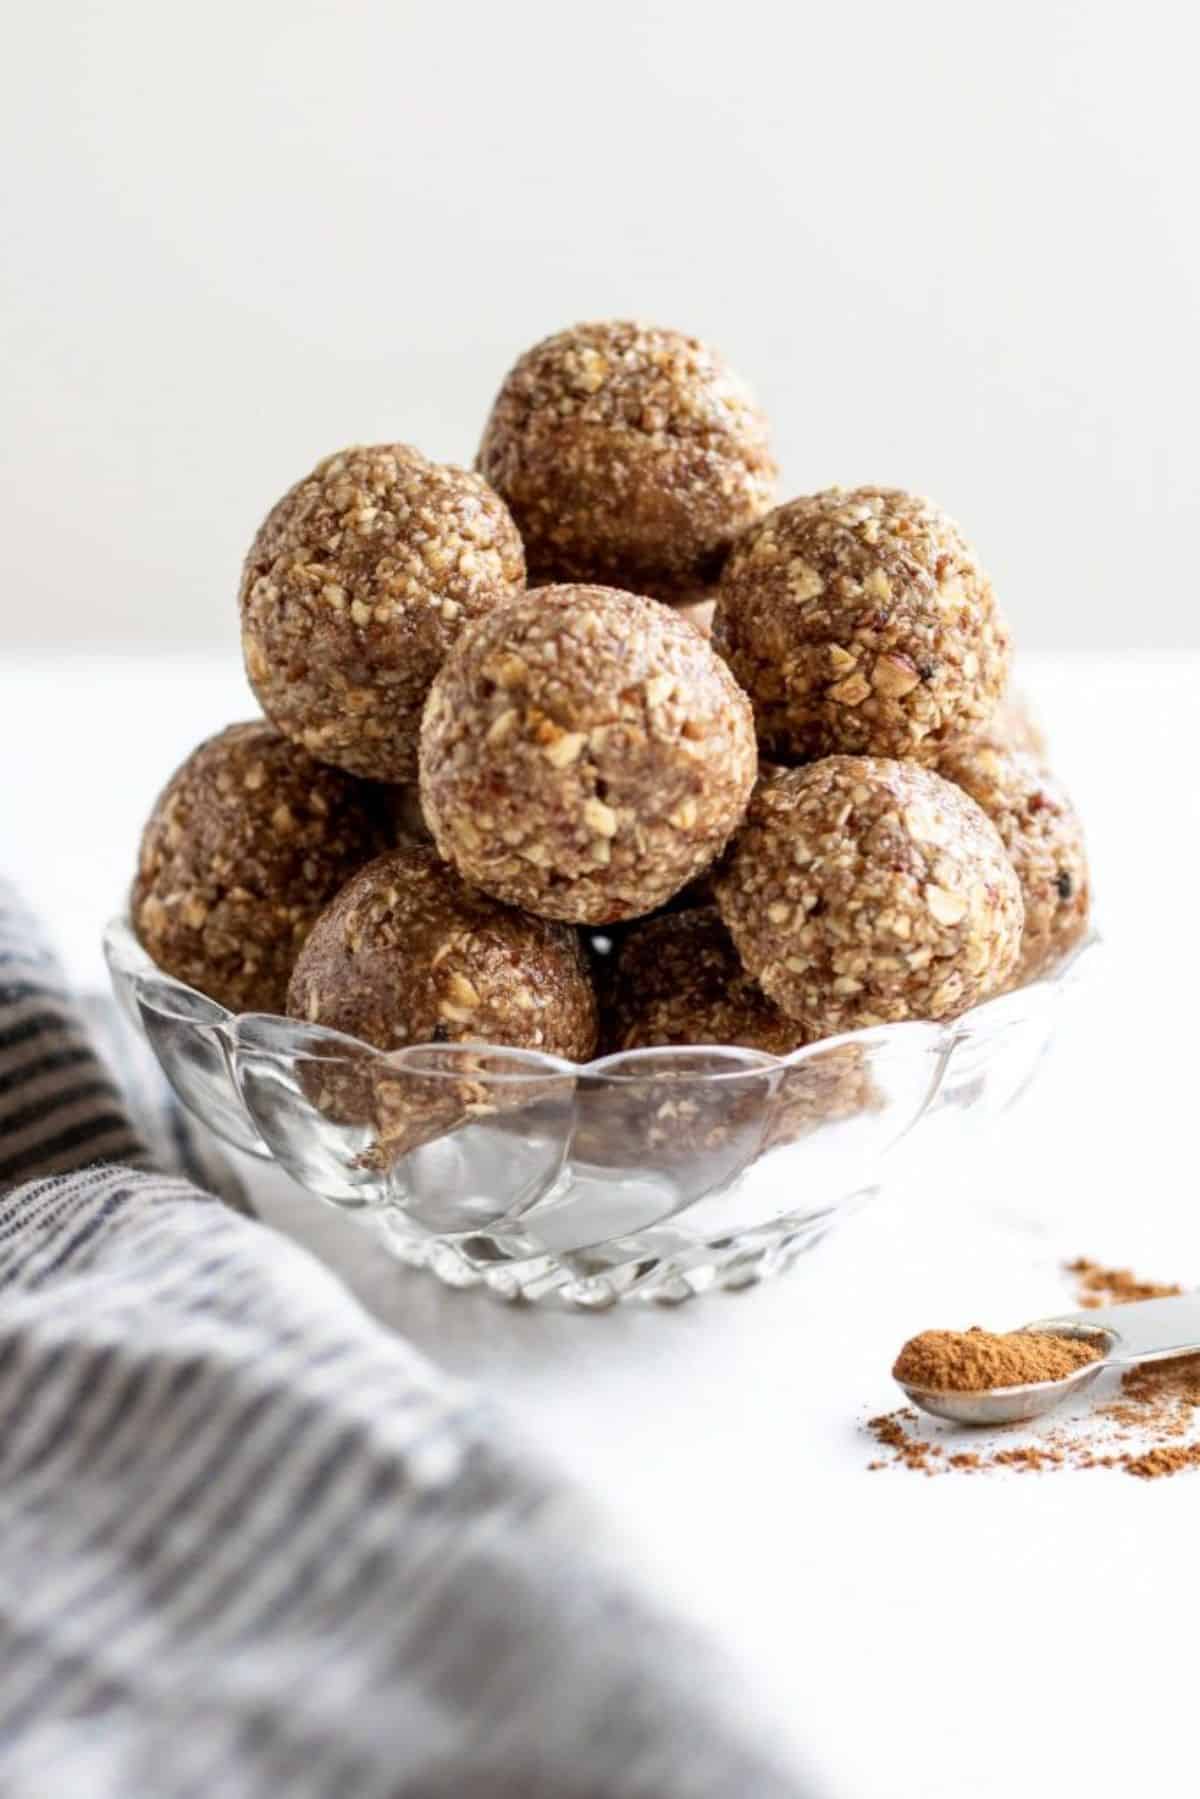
[3,650,1195,1799]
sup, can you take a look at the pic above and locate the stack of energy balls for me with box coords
[132,320,1090,1104]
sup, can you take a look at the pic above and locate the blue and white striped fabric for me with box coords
[0,881,808,1798]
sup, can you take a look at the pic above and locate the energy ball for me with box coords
[420,585,758,924]
[605,908,805,1056]
[240,444,525,782]
[712,486,1010,762]
[286,845,598,1061]
[713,758,1023,1034]
[934,736,1090,987]
[132,722,388,1014]
[477,321,777,598]
[598,908,876,1154]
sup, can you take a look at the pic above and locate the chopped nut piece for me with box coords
[180,896,209,931]
[543,731,587,769]
[871,655,921,699]
[924,884,968,926]
[583,797,619,837]
[486,708,520,746]
[829,673,872,707]
[442,971,481,1011]
[902,801,945,845]
[788,563,825,601]
[493,653,529,689]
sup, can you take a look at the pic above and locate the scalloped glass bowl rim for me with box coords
[102,914,1101,1082]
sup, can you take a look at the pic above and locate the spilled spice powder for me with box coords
[892,1327,1102,1392]
[864,1408,944,1473]
[1064,1258,1182,1309]
[867,1259,1200,1480]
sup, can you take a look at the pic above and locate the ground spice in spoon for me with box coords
[867,1260,1200,1480]
[892,1327,1103,1392]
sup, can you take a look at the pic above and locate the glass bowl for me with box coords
[103,918,1100,1308]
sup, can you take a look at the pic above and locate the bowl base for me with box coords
[370,1191,878,1308]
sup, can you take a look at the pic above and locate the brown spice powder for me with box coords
[868,1260,1199,1481]
[865,1409,943,1473]
[892,1327,1103,1393]
[1063,1258,1182,1309]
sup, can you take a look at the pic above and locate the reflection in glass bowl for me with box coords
[104,918,1099,1309]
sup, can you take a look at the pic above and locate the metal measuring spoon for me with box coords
[896,1293,1200,1426]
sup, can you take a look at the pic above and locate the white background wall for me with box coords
[2,0,1196,653]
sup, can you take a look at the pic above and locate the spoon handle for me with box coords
[1028,1292,1200,1366]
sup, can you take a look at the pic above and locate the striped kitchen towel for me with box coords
[0,880,810,1799]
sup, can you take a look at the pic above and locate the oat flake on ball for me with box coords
[712,486,1010,763]
[477,321,777,598]
[419,585,758,925]
[240,444,525,782]
[934,735,1090,988]
[713,758,1023,1034]
[132,721,388,1015]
